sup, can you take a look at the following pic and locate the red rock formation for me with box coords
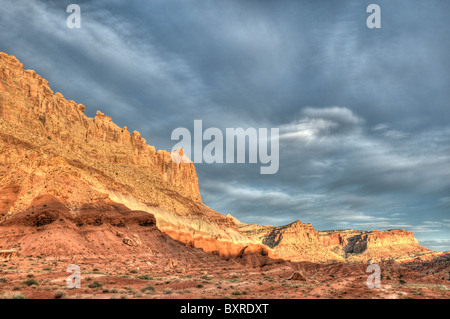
[0,184,21,218]
[239,220,344,263]
[0,52,436,265]
[0,52,200,204]
[0,194,240,262]
[240,218,432,263]
[318,229,431,262]
[0,52,268,261]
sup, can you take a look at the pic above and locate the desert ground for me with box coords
[1,253,448,299]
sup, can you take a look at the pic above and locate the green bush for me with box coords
[22,278,39,286]
[88,281,103,289]
[141,285,155,293]
[54,291,67,299]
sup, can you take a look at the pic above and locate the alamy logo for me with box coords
[66,264,81,289]
[66,4,81,29]
[171,120,279,174]
[366,4,381,29]
[366,263,381,289]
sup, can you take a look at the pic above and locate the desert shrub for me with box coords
[54,291,67,299]
[88,281,103,289]
[231,290,242,296]
[22,278,39,286]
[141,285,155,293]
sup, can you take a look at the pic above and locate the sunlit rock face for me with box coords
[0,52,270,261]
[0,52,436,264]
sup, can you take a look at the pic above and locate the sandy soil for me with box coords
[0,255,448,299]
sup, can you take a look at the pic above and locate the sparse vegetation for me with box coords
[163,288,173,294]
[88,281,103,289]
[54,290,67,299]
[22,278,39,286]
[140,284,155,294]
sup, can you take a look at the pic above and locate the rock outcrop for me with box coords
[239,218,433,263]
[239,220,343,263]
[318,229,431,262]
[0,52,200,205]
[0,52,437,264]
[0,249,17,261]
[0,52,266,260]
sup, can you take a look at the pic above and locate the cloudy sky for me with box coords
[1,0,449,251]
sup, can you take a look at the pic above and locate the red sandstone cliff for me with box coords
[238,218,434,263]
[0,52,200,204]
[239,220,344,263]
[0,52,436,264]
[318,229,431,262]
[0,52,271,262]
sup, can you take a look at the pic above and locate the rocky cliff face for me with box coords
[318,229,431,262]
[0,52,435,264]
[0,52,200,204]
[239,220,343,263]
[239,218,433,263]
[0,52,266,260]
